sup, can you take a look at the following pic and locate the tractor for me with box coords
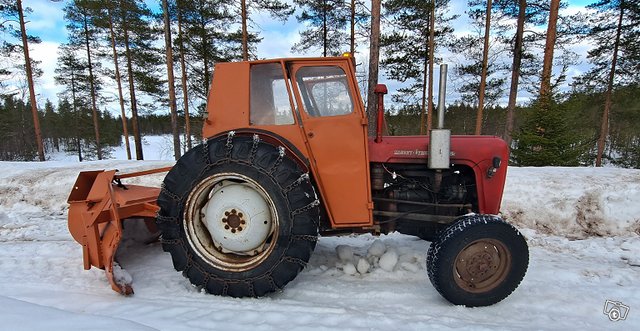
[67,54,528,307]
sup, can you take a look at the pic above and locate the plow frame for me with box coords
[67,167,171,294]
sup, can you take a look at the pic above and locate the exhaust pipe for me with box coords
[428,64,450,170]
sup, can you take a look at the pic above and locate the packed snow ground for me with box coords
[1,137,639,330]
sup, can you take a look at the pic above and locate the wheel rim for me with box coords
[453,239,511,293]
[184,173,279,272]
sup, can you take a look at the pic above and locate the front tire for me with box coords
[156,133,319,297]
[426,215,529,307]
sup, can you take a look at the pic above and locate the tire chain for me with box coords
[284,256,308,268]
[200,139,211,165]
[291,199,320,217]
[156,214,178,225]
[225,130,235,159]
[160,238,183,246]
[291,234,318,243]
[248,134,260,164]
[268,146,286,175]
[162,131,318,296]
[283,173,310,194]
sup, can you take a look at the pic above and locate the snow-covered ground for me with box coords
[1,137,639,330]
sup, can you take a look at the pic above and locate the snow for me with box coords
[0,137,639,330]
[378,249,399,272]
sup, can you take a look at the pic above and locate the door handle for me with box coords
[307,131,315,138]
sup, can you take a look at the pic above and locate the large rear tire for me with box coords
[156,132,319,297]
[426,215,529,307]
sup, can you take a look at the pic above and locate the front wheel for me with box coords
[426,215,529,307]
[156,133,320,297]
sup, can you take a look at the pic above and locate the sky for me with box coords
[7,0,599,114]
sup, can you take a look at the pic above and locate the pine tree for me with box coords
[239,0,293,60]
[576,0,640,166]
[381,0,457,132]
[116,0,164,160]
[95,0,132,159]
[512,100,585,166]
[178,0,235,105]
[0,0,45,160]
[0,96,38,160]
[511,0,587,166]
[64,0,105,160]
[366,0,382,136]
[292,0,350,57]
[55,45,92,161]
[450,0,509,133]
[494,0,546,147]
[176,0,192,149]
[162,0,181,160]
[539,0,560,103]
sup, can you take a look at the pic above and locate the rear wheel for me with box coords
[157,133,319,297]
[426,215,528,307]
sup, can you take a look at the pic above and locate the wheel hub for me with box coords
[222,209,245,232]
[454,239,511,293]
[202,181,273,254]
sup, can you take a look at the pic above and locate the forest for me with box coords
[0,0,638,168]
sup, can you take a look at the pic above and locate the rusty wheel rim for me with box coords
[453,239,511,293]
[183,173,279,272]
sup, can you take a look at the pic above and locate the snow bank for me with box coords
[0,138,639,330]
[503,167,640,238]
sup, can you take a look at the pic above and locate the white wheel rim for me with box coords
[184,173,279,272]
[203,181,273,253]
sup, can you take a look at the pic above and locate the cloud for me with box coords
[30,41,63,104]
[23,0,67,43]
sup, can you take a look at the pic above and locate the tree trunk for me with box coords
[322,0,327,57]
[83,12,102,160]
[200,17,211,97]
[426,0,436,133]
[71,72,82,162]
[366,0,381,136]
[122,4,144,160]
[17,0,44,161]
[475,0,493,135]
[163,0,182,160]
[107,6,131,160]
[177,5,192,150]
[504,0,526,148]
[420,52,428,135]
[350,0,355,55]
[596,1,625,167]
[241,0,248,61]
[539,0,560,103]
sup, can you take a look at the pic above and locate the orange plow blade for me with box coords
[67,167,171,295]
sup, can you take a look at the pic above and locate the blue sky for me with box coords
[11,0,600,109]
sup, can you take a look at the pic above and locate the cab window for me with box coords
[295,66,353,117]
[250,63,295,125]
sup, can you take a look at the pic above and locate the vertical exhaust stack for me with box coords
[428,64,451,170]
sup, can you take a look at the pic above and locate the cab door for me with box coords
[288,61,372,227]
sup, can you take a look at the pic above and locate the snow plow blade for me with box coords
[67,167,170,295]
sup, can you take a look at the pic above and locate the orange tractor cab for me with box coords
[67,55,528,307]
